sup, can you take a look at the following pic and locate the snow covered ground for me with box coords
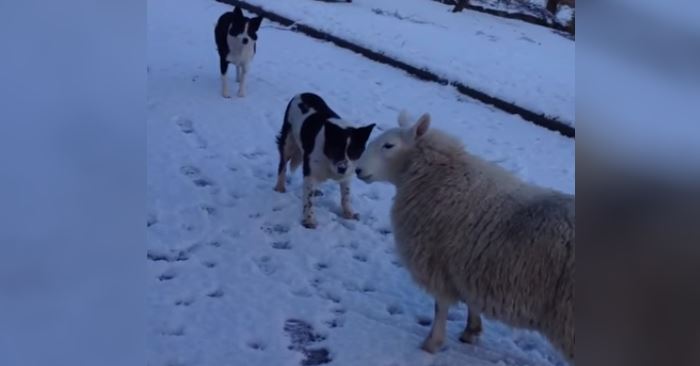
[230,0,575,126]
[147,0,573,365]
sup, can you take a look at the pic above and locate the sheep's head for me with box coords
[355,110,430,184]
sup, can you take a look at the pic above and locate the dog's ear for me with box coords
[353,123,376,145]
[324,121,345,140]
[249,16,263,33]
[233,6,244,19]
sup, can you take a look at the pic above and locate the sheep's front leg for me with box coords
[237,63,248,97]
[302,177,317,229]
[459,308,483,344]
[340,181,359,220]
[421,298,450,353]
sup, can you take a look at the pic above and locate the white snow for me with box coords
[147,0,573,365]
[237,0,575,126]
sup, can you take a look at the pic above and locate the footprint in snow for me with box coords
[253,255,276,276]
[361,191,380,201]
[291,287,313,298]
[352,253,368,263]
[158,270,177,282]
[147,213,158,227]
[324,317,344,329]
[387,304,404,316]
[261,223,290,235]
[207,288,224,298]
[361,284,376,293]
[174,116,208,149]
[272,240,292,250]
[283,319,332,366]
[160,325,185,337]
[147,249,189,263]
[318,290,341,304]
[241,150,267,160]
[180,165,215,188]
[416,316,432,327]
[377,227,392,236]
[341,281,359,292]
[246,340,267,351]
[174,297,195,307]
[200,204,216,217]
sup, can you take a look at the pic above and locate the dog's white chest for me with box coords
[226,35,255,65]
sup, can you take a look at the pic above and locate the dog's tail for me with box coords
[277,99,303,173]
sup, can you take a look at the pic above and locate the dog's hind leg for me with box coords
[274,126,291,193]
[220,57,230,98]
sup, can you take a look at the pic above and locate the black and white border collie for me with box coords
[214,6,262,98]
[275,93,375,229]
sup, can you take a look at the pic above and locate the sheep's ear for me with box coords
[411,113,431,139]
[397,109,412,127]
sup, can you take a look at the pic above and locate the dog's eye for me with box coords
[382,143,394,150]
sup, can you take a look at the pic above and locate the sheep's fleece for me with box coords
[392,128,574,360]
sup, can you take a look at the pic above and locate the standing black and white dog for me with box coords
[214,6,262,98]
[275,93,375,229]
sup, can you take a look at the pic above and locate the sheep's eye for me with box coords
[382,143,394,149]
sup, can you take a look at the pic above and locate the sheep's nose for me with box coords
[242,38,249,44]
[355,168,362,175]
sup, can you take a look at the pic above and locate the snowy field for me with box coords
[231,0,575,125]
[147,0,574,365]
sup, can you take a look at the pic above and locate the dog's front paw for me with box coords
[222,91,231,98]
[237,89,246,98]
[342,211,359,220]
[273,184,286,193]
[302,218,317,229]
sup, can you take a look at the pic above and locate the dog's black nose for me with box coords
[242,38,249,44]
[338,166,347,174]
[355,168,362,175]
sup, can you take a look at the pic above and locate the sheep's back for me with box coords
[391,152,574,330]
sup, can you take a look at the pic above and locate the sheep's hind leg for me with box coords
[421,298,450,353]
[459,308,483,344]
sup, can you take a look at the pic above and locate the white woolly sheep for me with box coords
[355,111,574,362]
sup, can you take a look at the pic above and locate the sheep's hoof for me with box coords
[459,331,480,344]
[302,219,317,229]
[420,338,444,354]
[342,211,359,220]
